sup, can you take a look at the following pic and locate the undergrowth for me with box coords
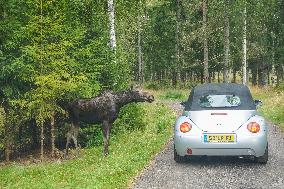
[0,103,176,189]
[251,87,284,130]
[1,86,282,189]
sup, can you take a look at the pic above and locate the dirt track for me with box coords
[132,103,284,189]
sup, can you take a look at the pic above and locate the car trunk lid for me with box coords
[188,110,256,133]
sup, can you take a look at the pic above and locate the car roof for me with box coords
[185,83,256,111]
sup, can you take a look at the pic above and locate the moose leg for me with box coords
[64,132,71,158]
[102,120,111,156]
[71,135,80,157]
[64,122,80,158]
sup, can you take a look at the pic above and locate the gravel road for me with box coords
[132,103,284,189]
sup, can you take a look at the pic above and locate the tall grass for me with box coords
[251,87,284,130]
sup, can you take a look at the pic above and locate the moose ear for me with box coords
[130,84,140,91]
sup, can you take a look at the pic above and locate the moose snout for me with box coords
[148,95,155,103]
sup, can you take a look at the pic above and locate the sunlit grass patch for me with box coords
[250,87,284,130]
[148,89,189,102]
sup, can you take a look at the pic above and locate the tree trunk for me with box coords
[203,0,209,83]
[223,0,230,83]
[173,0,181,88]
[137,0,144,84]
[40,123,44,161]
[2,100,11,162]
[276,64,283,86]
[172,70,177,87]
[251,60,258,86]
[233,69,236,83]
[108,0,116,51]
[4,125,11,162]
[260,57,268,86]
[50,112,55,157]
[278,1,284,85]
[267,68,270,85]
[242,6,248,85]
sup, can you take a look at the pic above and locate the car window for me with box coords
[199,95,241,108]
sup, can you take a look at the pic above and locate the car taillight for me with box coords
[247,122,260,133]
[180,122,192,133]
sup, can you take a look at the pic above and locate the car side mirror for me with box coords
[180,101,186,107]
[254,99,263,107]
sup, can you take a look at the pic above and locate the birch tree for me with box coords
[223,0,230,83]
[137,0,144,84]
[108,0,117,51]
[203,0,209,83]
[173,0,182,87]
[242,5,247,85]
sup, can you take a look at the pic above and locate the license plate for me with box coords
[204,134,235,143]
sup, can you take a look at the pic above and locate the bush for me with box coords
[152,105,175,134]
[113,103,147,134]
[79,103,147,148]
[164,91,185,100]
[145,82,161,90]
[277,81,284,91]
[79,125,103,148]
[158,90,188,102]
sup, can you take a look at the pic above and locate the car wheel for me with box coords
[174,148,186,163]
[255,143,268,164]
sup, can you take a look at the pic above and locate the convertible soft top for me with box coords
[185,83,256,111]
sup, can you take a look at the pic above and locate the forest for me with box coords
[0,0,284,163]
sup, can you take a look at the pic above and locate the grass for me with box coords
[0,86,283,189]
[250,87,284,130]
[0,103,176,189]
[149,89,188,102]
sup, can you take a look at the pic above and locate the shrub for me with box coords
[113,103,147,134]
[277,81,284,91]
[79,125,103,148]
[164,91,184,100]
[158,90,187,101]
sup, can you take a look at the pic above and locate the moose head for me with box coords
[128,86,154,103]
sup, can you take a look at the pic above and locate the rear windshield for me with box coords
[199,95,241,108]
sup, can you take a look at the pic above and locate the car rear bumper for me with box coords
[174,133,267,157]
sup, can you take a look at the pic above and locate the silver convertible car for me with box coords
[174,83,268,164]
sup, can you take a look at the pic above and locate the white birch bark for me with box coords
[108,0,116,50]
[242,6,247,85]
[203,0,209,83]
[175,0,181,84]
[223,0,230,83]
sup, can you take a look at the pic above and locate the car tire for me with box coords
[255,143,268,164]
[174,148,186,163]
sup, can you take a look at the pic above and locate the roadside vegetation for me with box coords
[251,87,284,130]
[0,85,283,188]
[0,103,176,189]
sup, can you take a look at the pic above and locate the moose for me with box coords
[64,87,154,157]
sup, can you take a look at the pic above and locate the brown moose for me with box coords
[64,88,154,157]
